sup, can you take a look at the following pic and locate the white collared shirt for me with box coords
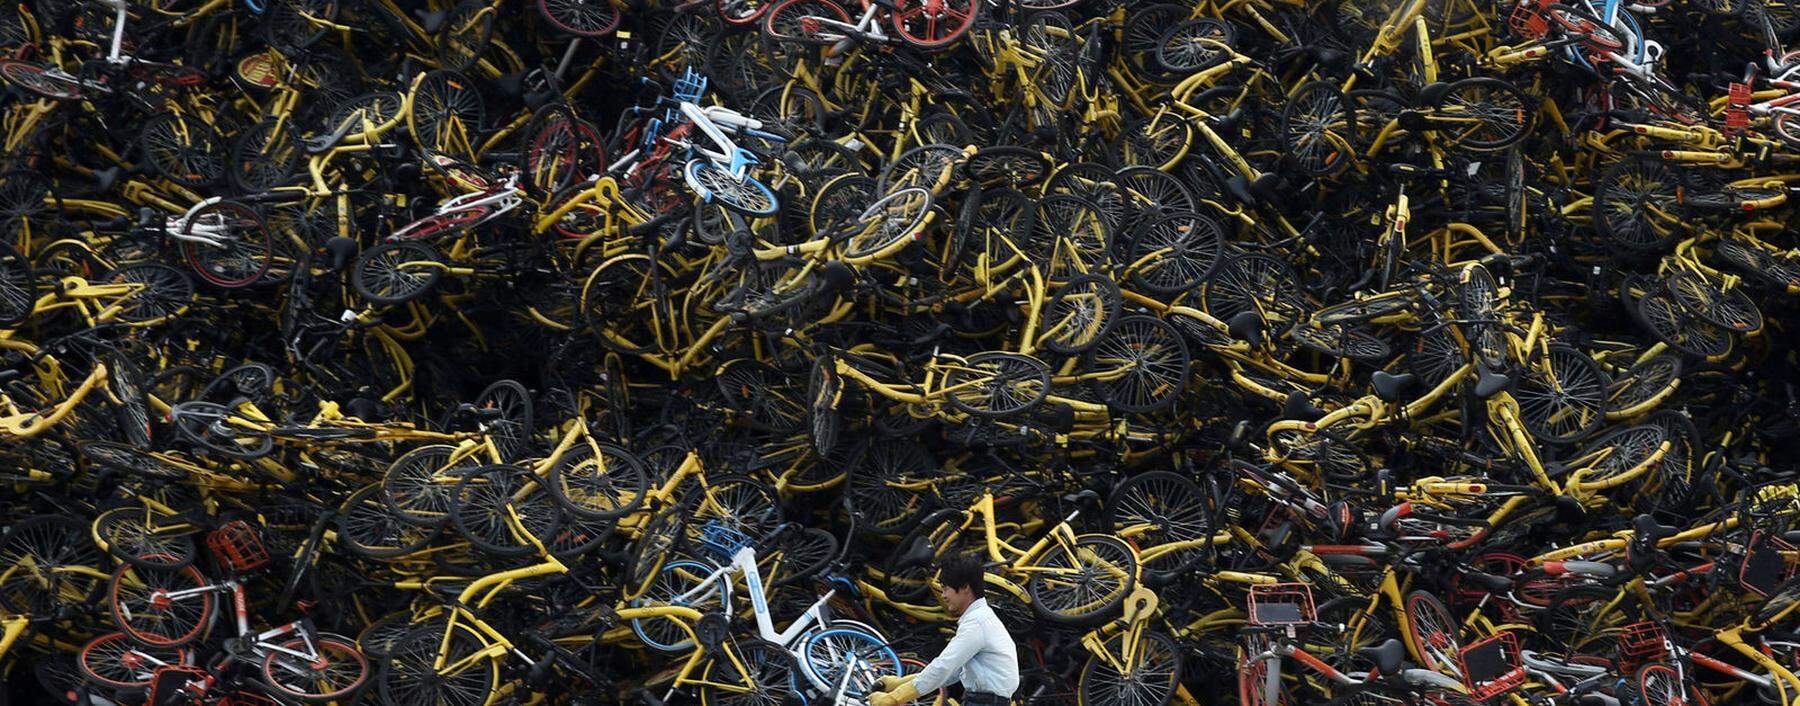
[909,598,1019,697]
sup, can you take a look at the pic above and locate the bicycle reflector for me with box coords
[1247,583,1316,626]
[1459,631,1525,700]
[698,521,754,560]
[206,520,271,574]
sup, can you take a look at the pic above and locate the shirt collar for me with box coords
[959,598,989,624]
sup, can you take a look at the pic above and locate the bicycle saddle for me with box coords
[1227,310,1266,347]
[1224,174,1259,207]
[322,236,359,272]
[91,166,121,192]
[416,9,450,33]
[304,118,361,155]
[1281,391,1325,421]
[1359,638,1406,675]
[1370,371,1417,403]
[1462,570,1514,594]
[1416,81,1455,106]
[1631,514,1679,543]
[891,536,937,569]
[1474,369,1513,399]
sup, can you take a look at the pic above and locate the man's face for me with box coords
[939,583,975,616]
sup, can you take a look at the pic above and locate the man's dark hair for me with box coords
[938,555,986,598]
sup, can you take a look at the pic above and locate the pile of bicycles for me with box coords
[10,0,1800,704]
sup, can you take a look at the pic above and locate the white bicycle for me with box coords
[630,522,903,703]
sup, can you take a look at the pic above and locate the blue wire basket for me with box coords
[698,521,753,560]
[671,68,709,104]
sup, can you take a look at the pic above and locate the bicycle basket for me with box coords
[148,665,210,705]
[697,522,753,561]
[206,520,270,574]
[1460,631,1525,700]
[1614,621,1668,673]
[672,68,708,104]
[1740,531,1798,597]
[1247,583,1316,626]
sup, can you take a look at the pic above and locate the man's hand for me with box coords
[869,680,919,706]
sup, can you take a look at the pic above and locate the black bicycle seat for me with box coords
[1359,638,1406,675]
[1474,369,1513,399]
[1371,370,1417,403]
[1282,391,1325,420]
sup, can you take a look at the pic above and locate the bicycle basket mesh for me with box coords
[1614,621,1668,673]
[672,68,708,103]
[1247,583,1316,626]
[206,520,270,574]
[1460,631,1525,700]
[698,522,753,560]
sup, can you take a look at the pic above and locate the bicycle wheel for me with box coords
[631,559,724,651]
[1079,630,1181,706]
[94,507,197,570]
[525,108,606,197]
[0,60,82,100]
[474,379,534,461]
[808,353,842,456]
[0,516,106,617]
[1201,253,1307,324]
[1288,323,1390,361]
[437,1,494,72]
[109,561,213,647]
[352,241,441,305]
[797,627,902,695]
[377,624,498,706]
[877,143,965,193]
[1434,78,1532,151]
[683,474,784,544]
[452,465,561,557]
[1636,288,1732,359]
[1666,271,1762,333]
[766,527,838,585]
[1086,315,1190,414]
[1403,590,1461,675]
[581,254,665,354]
[230,118,302,192]
[170,401,275,458]
[1281,80,1358,176]
[262,634,368,703]
[700,639,804,706]
[763,0,851,44]
[108,263,196,325]
[337,484,438,559]
[1041,275,1122,355]
[180,200,273,288]
[0,241,35,327]
[381,445,474,527]
[842,186,932,261]
[1031,194,1112,281]
[889,0,978,49]
[1104,471,1210,585]
[1633,663,1684,706]
[408,70,486,161]
[685,160,780,216]
[540,0,621,35]
[1127,211,1223,295]
[1568,423,1667,489]
[1595,156,1683,253]
[944,352,1051,418]
[547,441,649,521]
[718,0,770,25]
[1025,534,1137,625]
[78,633,186,689]
[1513,344,1609,443]
[1154,18,1235,73]
[262,0,338,51]
[139,112,224,188]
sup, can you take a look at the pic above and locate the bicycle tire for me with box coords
[630,559,724,651]
[1104,471,1209,585]
[685,159,780,216]
[381,444,472,527]
[0,516,107,617]
[353,241,441,305]
[1078,630,1181,706]
[540,0,622,35]
[377,624,498,706]
[1594,156,1682,253]
[1281,80,1357,176]
[1026,533,1137,625]
[807,353,842,456]
[180,200,274,288]
[944,351,1051,418]
[1127,211,1223,295]
[0,60,82,99]
[1513,344,1609,443]
[139,112,224,188]
[170,401,276,458]
[229,118,302,192]
[0,241,36,327]
[473,379,535,461]
[889,0,978,49]
[451,464,562,557]
[1042,274,1122,355]
[337,483,439,559]
[546,440,650,521]
[78,633,187,689]
[796,627,901,695]
[763,0,851,44]
[1402,590,1461,675]
[1666,270,1762,333]
[699,639,804,706]
[261,634,369,702]
[1153,18,1235,74]
[109,560,213,647]
[842,186,932,261]
[1435,77,1532,152]
[93,507,198,570]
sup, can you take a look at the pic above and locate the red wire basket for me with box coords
[206,520,270,574]
[1615,621,1669,673]
[1247,583,1316,626]
[1460,631,1526,700]
[147,665,210,705]
[1508,2,1548,39]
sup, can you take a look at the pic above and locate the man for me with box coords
[869,555,1019,706]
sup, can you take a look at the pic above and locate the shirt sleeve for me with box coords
[909,621,984,694]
